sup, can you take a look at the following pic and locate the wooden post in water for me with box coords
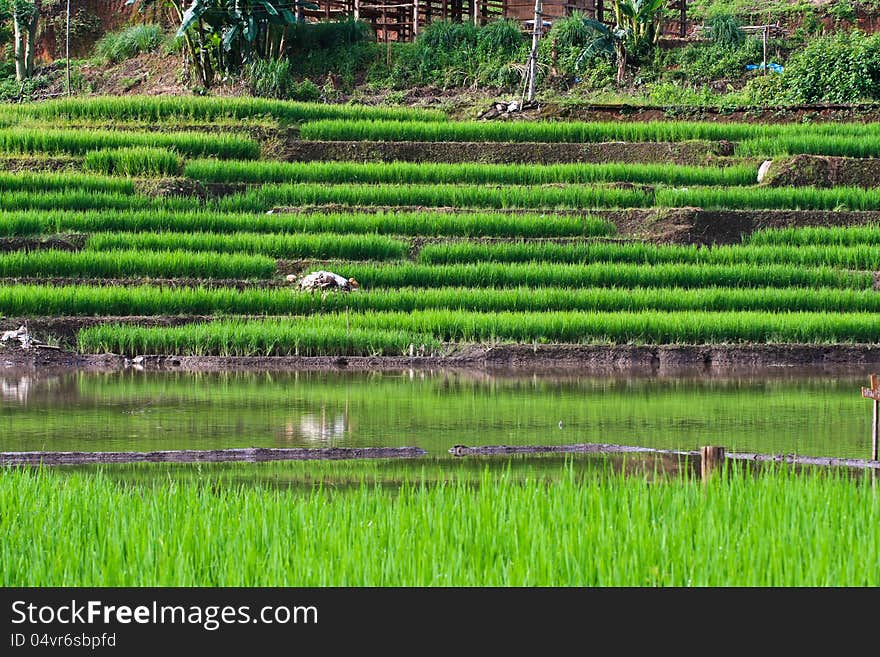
[701,446,725,482]
[859,374,880,461]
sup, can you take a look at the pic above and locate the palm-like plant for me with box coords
[127,0,317,87]
[575,0,665,84]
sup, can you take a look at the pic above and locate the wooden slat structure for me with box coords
[299,0,693,42]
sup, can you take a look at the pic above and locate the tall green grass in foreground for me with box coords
[3,466,878,586]
[9,284,880,316]
[77,310,880,354]
[6,96,447,124]
[83,147,183,177]
[0,250,276,279]
[0,209,615,239]
[0,128,260,159]
[185,158,758,186]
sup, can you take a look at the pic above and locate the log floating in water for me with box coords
[0,446,427,467]
[448,443,695,458]
[449,443,880,471]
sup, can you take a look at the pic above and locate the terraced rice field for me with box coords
[5,97,880,590]
[3,96,880,359]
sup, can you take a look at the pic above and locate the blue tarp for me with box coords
[746,63,784,73]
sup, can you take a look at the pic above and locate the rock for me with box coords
[507,100,520,113]
[298,270,360,292]
[1,325,32,349]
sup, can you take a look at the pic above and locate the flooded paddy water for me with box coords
[2,367,877,467]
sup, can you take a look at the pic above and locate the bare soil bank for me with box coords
[268,205,880,244]
[4,341,880,375]
[540,102,880,124]
[283,140,732,165]
[765,155,880,188]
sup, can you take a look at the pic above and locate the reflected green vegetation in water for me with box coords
[0,370,875,460]
[3,464,878,586]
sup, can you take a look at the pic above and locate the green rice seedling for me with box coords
[7,96,446,124]
[0,191,200,213]
[0,249,276,279]
[184,159,758,187]
[747,225,880,247]
[0,171,135,194]
[737,135,880,158]
[214,182,654,212]
[4,465,880,586]
[0,214,45,236]
[0,209,614,239]
[85,231,409,260]
[82,147,183,177]
[298,118,880,144]
[0,209,609,239]
[288,309,880,344]
[418,241,880,270]
[655,186,880,211]
[340,262,872,290]
[75,308,880,353]
[10,284,880,317]
[0,128,260,159]
[78,321,437,357]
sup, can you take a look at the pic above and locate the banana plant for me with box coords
[613,0,664,52]
[127,0,317,87]
[574,0,665,84]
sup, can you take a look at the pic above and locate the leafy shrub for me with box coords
[781,30,880,103]
[540,11,614,84]
[246,59,321,101]
[673,38,763,82]
[94,24,165,63]
[705,10,745,47]
[284,18,372,51]
[276,19,375,91]
[390,19,526,89]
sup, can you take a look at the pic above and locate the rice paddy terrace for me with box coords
[4,95,880,370]
[6,97,880,590]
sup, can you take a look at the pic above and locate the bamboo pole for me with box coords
[525,0,542,104]
[413,0,419,37]
[868,375,878,462]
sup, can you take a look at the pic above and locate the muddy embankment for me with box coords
[5,339,880,376]
[762,154,880,188]
[539,102,880,124]
[282,140,735,165]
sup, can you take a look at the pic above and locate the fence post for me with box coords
[860,374,880,461]
[701,446,725,483]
